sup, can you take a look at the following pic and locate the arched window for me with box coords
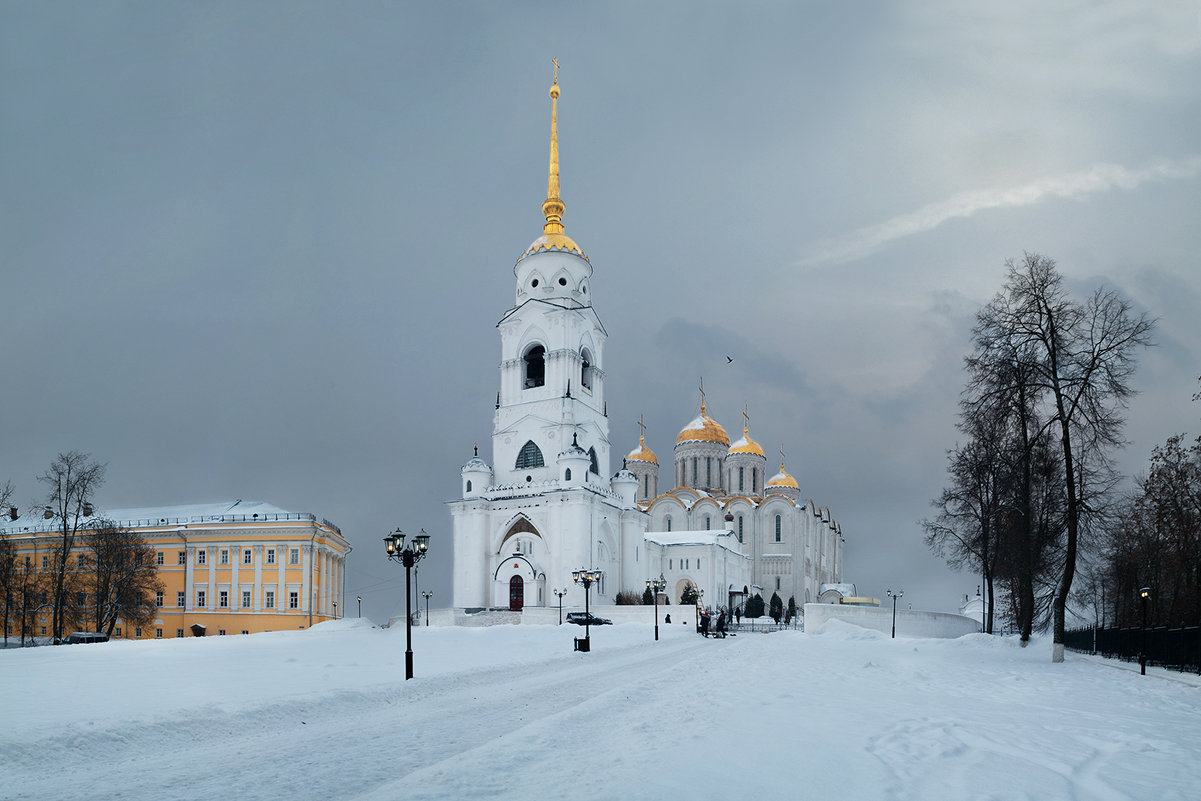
[580,349,593,390]
[738,516,743,542]
[466,480,472,492]
[738,466,745,492]
[644,475,649,496]
[515,440,544,469]
[704,515,711,530]
[564,468,571,481]
[706,458,712,487]
[523,345,545,388]
[588,447,599,475]
[753,468,758,494]
[666,515,672,532]
[692,457,698,486]
[775,515,782,542]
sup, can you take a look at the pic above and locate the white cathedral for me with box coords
[449,72,845,616]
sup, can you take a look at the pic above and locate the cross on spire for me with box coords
[698,377,707,412]
[637,413,647,443]
[779,445,786,470]
[552,57,559,84]
[742,403,750,432]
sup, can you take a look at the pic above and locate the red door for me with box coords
[509,576,524,611]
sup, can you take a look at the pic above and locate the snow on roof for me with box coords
[644,530,744,555]
[2,500,313,535]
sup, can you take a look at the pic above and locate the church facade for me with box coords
[449,71,844,615]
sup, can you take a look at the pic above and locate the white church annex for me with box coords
[449,68,845,616]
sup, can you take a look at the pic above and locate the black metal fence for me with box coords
[1064,625,1201,673]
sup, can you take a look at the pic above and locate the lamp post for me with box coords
[571,568,603,651]
[887,589,903,639]
[422,590,433,626]
[383,527,431,680]
[357,596,362,619]
[1139,586,1151,675]
[647,574,667,641]
[553,588,567,624]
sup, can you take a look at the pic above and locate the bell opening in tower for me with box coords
[523,344,546,388]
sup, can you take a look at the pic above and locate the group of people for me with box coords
[698,610,730,638]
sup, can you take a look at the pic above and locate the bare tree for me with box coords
[38,452,106,643]
[971,254,1153,661]
[0,481,15,646]
[84,520,163,636]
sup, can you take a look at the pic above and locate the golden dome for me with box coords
[766,470,799,489]
[521,232,587,260]
[728,426,765,457]
[676,403,730,446]
[626,434,658,465]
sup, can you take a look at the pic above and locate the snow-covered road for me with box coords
[3,619,1198,800]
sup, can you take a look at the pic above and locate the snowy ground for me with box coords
[3,619,1199,801]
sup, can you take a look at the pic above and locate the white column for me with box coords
[185,546,195,611]
[301,545,312,613]
[253,545,263,611]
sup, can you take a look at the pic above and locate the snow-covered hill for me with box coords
[3,620,1198,800]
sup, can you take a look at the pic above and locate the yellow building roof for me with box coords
[676,403,730,446]
[766,469,799,489]
[728,426,765,457]
[626,434,658,465]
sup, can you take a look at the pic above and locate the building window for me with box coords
[76,591,86,605]
[177,591,185,607]
[241,630,249,635]
[705,515,711,529]
[666,516,672,532]
[155,591,163,607]
[41,626,47,636]
[644,475,649,496]
[266,590,276,609]
[218,629,226,636]
[753,468,758,494]
[197,550,206,565]
[588,447,599,475]
[776,576,781,590]
[738,516,744,542]
[176,629,184,638]
[219,590,229,608]
[243,549,252,564]
[242,590,252,607]
[155,628,162,639]
[698,559,702,570]
[289,591,299,609]
[178,551,186,565]
[219,549,229,565]
[669,559,672,570]
[155,552,164,565]
[114,627,121,637]
[466,480,472,492]
[515,440,545,469]
[692,457,698,485]
[523,344,546,388]
[135,627,142,638]
[197,590,206,607]
[580,348,593,390]
[775,515,782,542]
[739,467,744,492]
[41,555,48,568]
[706,458,712,486]
[564,468,571,481]
[267,549,276,564]
[289,548,299,565]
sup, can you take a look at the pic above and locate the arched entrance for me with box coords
[509,575,524,611]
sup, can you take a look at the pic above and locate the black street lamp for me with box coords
[422,590,433,626]
[357,595,362,619]
[647,573,667,641]
[887,589,903,639]
[383,528,431,680]
[1139,586,1151,675]
[553,588,567,624]
[571,568,603,652]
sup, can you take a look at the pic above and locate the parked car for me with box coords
[566,612,611,626]
[65,632,109,644]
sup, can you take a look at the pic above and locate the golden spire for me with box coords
[542,58,566,236]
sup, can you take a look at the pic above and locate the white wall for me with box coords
[804,603,980,639]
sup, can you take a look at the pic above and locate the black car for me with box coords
[566,612,611,626]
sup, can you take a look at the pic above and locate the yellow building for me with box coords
[2,500,351,640]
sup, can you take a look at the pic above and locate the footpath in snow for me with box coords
[2,618,1199,801]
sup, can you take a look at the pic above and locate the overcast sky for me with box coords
[3,2,1199,621]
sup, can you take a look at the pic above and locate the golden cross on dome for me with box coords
[698,377,707,412]
[779,445,786,470]
[637,413,647,440]
[742,403,750,431]
[552,57,559,83]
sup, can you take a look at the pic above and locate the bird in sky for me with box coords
[726,355,734,364]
